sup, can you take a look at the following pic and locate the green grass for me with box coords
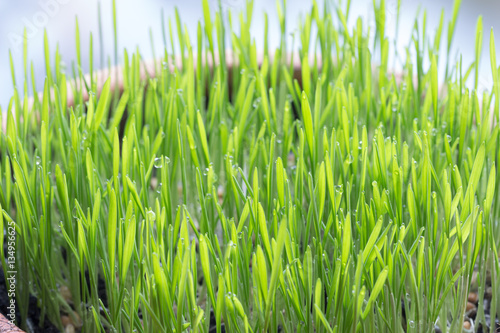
[1,0,499,332]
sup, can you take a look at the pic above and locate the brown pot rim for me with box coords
[3,50,306,132]
[0,313,24,333]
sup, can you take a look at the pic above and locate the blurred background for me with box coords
[0,0,499,109]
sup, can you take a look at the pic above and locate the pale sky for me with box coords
[0,0,499,109]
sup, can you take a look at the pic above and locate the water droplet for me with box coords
[409,320,415,328]
[446,134,452,143]
[154,158,162,168]
[253,97,262,109]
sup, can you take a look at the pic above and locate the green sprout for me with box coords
[0,0,499,332]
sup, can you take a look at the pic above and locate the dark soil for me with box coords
[82,270,108,309]
[0,265,220,333]
[0,268,59,333]
[467,292,500,333]
[209,308,225,333]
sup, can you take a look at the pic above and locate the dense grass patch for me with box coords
[1,0,499,332]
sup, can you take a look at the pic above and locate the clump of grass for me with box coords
[1,0,499,332]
